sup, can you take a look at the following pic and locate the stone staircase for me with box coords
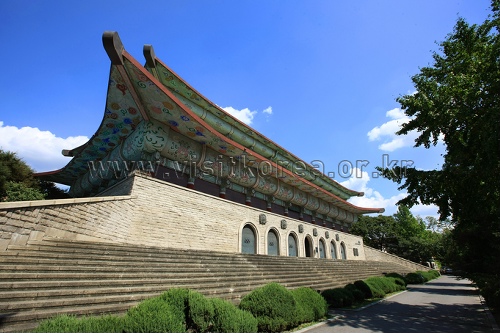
[0,238,415,332]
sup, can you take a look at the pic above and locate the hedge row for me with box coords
[34,289,257,333]
[239,283,328,332]
[320,270,440,308]
[321,274,407,308]
[34,284,327,333]
[404,270,440,284]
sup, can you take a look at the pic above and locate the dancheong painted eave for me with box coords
[36,31,384,217]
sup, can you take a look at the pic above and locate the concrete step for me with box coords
[0,238,415,333]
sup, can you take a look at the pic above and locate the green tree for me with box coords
[0,149,68,201]
[393,205,426,239]
[352,207,445,265]
[350,214,399,252]
[3,181,45,201]
[377,2,500,306]
[0,149,44,201]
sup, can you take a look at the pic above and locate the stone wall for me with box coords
[0,195,136,251]
[125,173,364,259]
[0,173,365,260]
[364,245,430,271]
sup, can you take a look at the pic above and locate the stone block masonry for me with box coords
[364,245,430,271]
[0,195,137,251]
[0,172,365,260]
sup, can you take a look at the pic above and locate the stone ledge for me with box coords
[0,195,137,210]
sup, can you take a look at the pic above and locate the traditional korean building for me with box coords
[36,31,383,259]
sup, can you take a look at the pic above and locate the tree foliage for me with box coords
[0,149,68,201]
[376,2,500,306]
[351,206,443,264]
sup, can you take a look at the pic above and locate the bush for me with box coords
[158,288,190,324]
[354,280,373,299]
[389,277,407,290]
[419,270,440,282]
[34,314,125,333]
[239,282,297,332]
[124,297,185,333]
[365,276,404,297]
[364,278,386,298]
[321,288,354,308]
[404,272,425,284]
[385,273,407,287]
[344,283,365,302]
[291,287,328,323]
[187,290,214,332]
[211,298,258,333]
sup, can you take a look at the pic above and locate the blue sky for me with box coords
[0,1,492,217]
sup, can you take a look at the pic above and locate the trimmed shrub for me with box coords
[158,288,190,324]
[321,288,354,308]
[405,272,425,284]
[187,290,214,332]
[419,270,440,282]
[364,278,386,298]
[211,298,258,333]
[385,273,407,287]
[385,277,406,291]
[365,276,403,297]
[34,314,125,333]
[365,276,399,297]
[344,283,365,302]
[321,288,343,308]
[340,288,355,307]
[34,315,83,333]
[239,282,297,332]
[291,287,328,323]
[354,280,373,299]
[124,297,185,333]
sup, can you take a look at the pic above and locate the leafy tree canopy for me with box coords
[0,149,68,202]
[351,206,443,264]
[377,2,499,275]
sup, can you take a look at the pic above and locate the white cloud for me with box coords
[409,203,440,220]
[222,106,257,125]
[367,107,418,152]
[0,121,88,172]
[340,167,439,217]
[222,106,273,125]
[341,168,406,214]
[263,106,273,115]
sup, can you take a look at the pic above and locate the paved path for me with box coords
[306,275,498,333]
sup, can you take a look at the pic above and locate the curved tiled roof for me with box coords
[37,31,384,216]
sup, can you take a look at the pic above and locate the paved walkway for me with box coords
[306,275,498,333]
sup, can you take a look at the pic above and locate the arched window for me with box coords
[304,236,313,258]
[319,239,326,259]
[288,233,298,257]
[340,242,347,260]
[330,241,337,259]
[267,229,279,256]
[241,225,256,254]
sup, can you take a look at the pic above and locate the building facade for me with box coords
[36,31,384,259]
